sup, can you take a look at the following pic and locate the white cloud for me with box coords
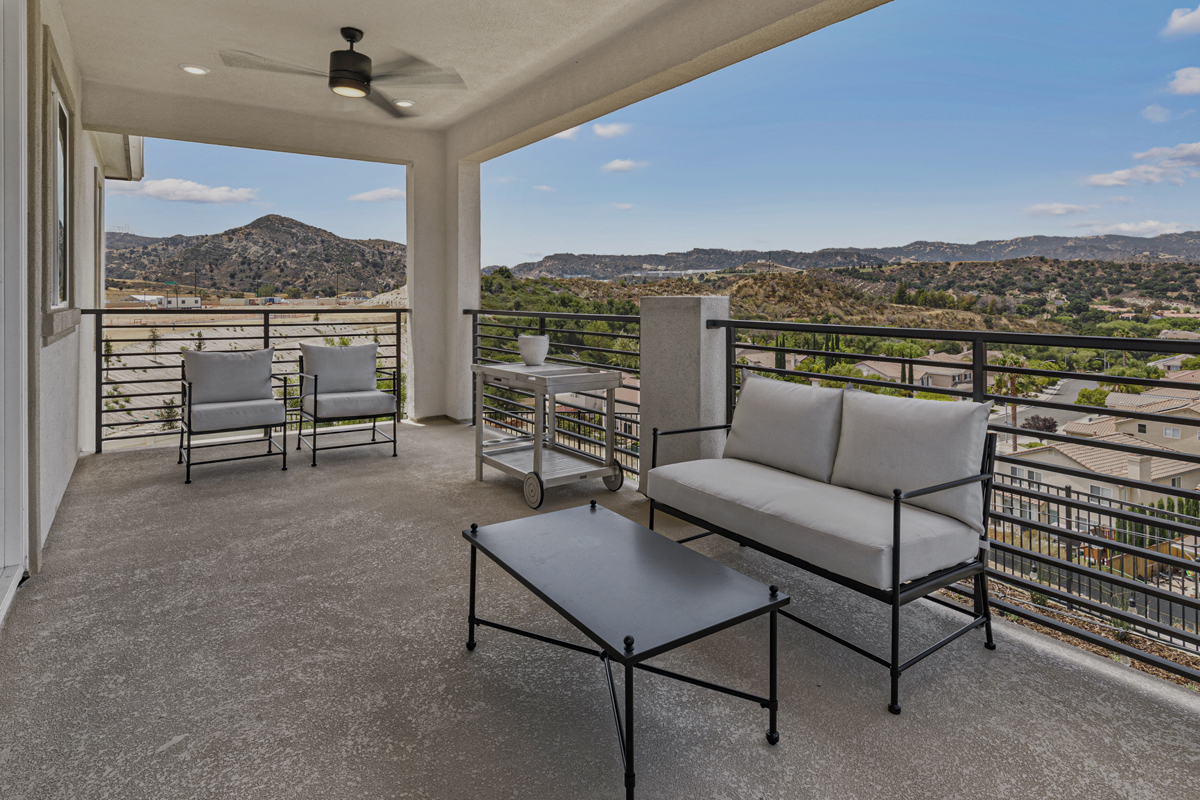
[1108,196,1134,204]
[107,178,257,204]
[552,126,580,140]
[611,203,633,210]
[1142,104,1172,123]
[1025,203,1097,217]
[532,185,554,192]
[347,187,405,203]
[1164,6,1200,36]
[1089,220,1184,236]
[1169,67,1200,95]
[1087,140,1200,186]
[593,123,631,138]
[602,159,646,173]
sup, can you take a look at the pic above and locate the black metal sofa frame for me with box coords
[648,424,997,714]
[177,372,290,484]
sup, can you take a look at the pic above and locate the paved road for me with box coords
[991,378,1100,430]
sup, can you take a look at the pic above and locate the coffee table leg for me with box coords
[767,609,779,745]
[467,545,478,651]
[625,662,635,799]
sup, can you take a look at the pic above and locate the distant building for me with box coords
[1158,329,1200,341]
[162,296,201,309]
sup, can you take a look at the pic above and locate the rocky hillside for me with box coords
[496,231,1200,280]
[105,215,406,296]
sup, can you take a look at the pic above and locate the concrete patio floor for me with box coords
[1,420,1198,799]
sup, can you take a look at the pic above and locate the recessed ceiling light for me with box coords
[180,64,210,75]
[393,100,414,107]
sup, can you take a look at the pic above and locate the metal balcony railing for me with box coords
[83,307,408,451]
[708,318,1200,683]
[465,309,640,476]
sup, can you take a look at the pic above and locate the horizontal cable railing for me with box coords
[84,308,408,451]
[709,318,1200,681]
[465,309,640,475]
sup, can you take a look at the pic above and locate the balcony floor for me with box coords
[1,421,1198,799]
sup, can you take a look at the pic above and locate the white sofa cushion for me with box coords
[301,390,396,418]
[300,342,378,394]
[182,349,274,405]
[648,458,980,591]
[190,399,285,432]
[830,391,991,532]
[722,374,843,482]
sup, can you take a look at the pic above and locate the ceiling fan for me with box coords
[219,27,464,119]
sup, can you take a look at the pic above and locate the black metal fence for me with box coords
[709,319,1200,682]
[83,307,407,451]
[465,309,641,475]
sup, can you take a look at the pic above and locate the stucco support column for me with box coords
[638,295,729,493]
[406,141,480,422]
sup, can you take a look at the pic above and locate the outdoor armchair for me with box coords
[179,348,288,483]
[297,341,398,466]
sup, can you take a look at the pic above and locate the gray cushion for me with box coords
[190,399,285,432]
[830,391,992,532]
[300,342,378,395]
[722,374,843,482]
[648,458,981,590]
[301,390,396,419]
[182,349,274,405]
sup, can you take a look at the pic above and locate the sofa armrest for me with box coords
[897,472,991,501]
[650,423,732,469]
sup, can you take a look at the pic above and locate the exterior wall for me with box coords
[1114,412,1200,455]
[1012,447,1200,509]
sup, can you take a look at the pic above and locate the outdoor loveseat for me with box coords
[647,375,997,714]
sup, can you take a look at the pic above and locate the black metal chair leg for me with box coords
[311,421,318,467]
[392,414,398,456]
[371,418,377,442]
[281,425,288,471]
[177,426,184,464]
[184,430,192,484]
[296,417,303,450]
[978,571,996,650]
[888,597,901,715]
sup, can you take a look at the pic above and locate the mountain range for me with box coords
[105,215,406,296]
[497,231,1200,280]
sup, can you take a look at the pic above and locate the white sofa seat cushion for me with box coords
[190,399,285,432]
[182,349,274,404]
[722,374,844,482]
[648,458,981,591]
[302,390,396,419]
[299,342,378,394]
[831,390,991,532]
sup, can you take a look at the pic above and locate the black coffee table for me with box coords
[463,501,789,799]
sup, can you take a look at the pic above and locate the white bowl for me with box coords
[518,335,549,366]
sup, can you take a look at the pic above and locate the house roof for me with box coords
[1061,416,1119,437]
[1023,433,1196,480]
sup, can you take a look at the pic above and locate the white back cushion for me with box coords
[182,349,274,404]
[830,391,991,532]
[722,374,844,483]
[300,342,378,395]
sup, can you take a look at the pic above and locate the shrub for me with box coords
[1021,414,1058,433]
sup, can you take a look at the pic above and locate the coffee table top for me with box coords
[464,503,789,665]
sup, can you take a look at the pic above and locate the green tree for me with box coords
[147,327,161,361]
[256,283,276,298]
[1075,388,1110,407]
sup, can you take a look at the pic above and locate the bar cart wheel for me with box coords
[603,465,624,492]
[523,472,545,509]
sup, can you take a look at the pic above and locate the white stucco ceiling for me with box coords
[62,0,677,131]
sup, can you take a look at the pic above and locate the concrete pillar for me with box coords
[405,145,480,422]
[1127,455,1152,504]
[638,295,729,492]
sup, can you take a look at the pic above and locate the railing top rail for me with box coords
[709,318,1200,355]
[464,308,640,324]
[85,307,409,316]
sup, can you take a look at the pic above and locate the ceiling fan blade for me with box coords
[218,50,325,77]
[366,89,412,119]
[372,55,464,87]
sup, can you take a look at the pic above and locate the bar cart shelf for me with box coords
[473,363,624,508]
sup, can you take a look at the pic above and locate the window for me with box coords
[1172,477,1183,488]
[1137,424,1147,434]
[1165,426,1181,439]
[1010,467,1025,479]
[51,86,70,308]
[1027,470,1043,484]
[1090,485,1114,500]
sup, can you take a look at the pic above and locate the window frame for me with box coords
[1164,426,1182,439]
[50,82,70,310]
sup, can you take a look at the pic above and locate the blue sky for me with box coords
[108,1,1200,267]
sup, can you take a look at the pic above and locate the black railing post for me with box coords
[471,311,480,427]
[262,311,270,350]
[94,312,104,453]
[725,323,736,424]
[971,336,987,404]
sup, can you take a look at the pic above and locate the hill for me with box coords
[497,231,1200,280]
[105,215,406,296]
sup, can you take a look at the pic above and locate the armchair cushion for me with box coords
[721,374,843,482]
[299,342,378,394]
[830,390,991,532]
[182,349,274,405]
[648,458,979,591]
[301,390,396,419]
[190,399,285,432]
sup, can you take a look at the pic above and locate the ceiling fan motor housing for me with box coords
[329,48,372,97]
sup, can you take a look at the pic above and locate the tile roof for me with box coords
[1061,416,1119,437]
[1032,433,1196,480]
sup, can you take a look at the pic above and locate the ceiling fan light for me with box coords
[329,77,369,98]
[180,64,210,75]
[393,100,414,107]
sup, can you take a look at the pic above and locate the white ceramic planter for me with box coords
[518,334,549,366]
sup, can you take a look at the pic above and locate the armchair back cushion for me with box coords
[182,348,274,405]
[300,342,378,395]
[830,390,992,532]
[721,374,844,483]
